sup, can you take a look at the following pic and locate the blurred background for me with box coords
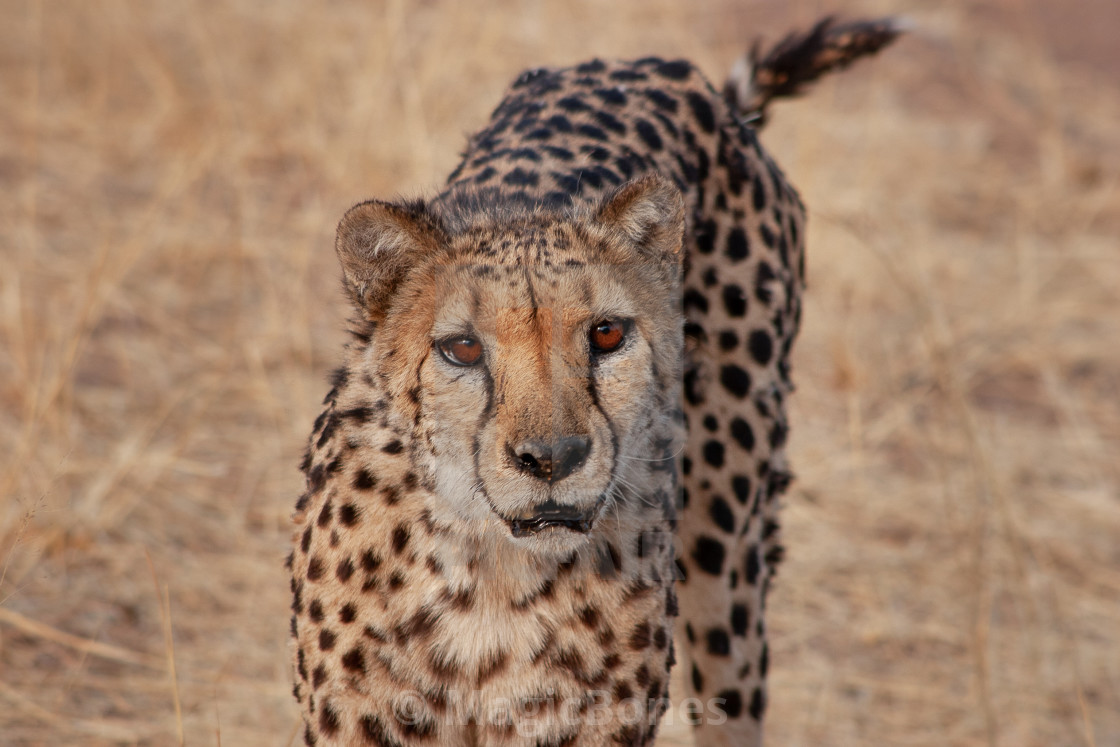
[2,1,1118,744]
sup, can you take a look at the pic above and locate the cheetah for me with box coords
[288,17,899,746]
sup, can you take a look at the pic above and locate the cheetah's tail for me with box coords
[724,16,904,127]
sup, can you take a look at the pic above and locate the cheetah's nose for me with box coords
[508,436,591,483]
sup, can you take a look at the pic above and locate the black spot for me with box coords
[315,414,338,449]
[301,526,312,553]
[760,642,770,677]
[752,174,767,211]
[360,549,381,572]
[691,536,725,575]
[702,414,718,432]
[473,166,497,184]
[665,588,679,617]
[309,599,324,622]
[706,627,731,656]
[336,558,354,583]
[726,227,749,261]
[316,500,333,528]
[353,469,376,490]
[691,663,704,693]
[748,329,773,365]
[577,123,608,141]
[339,603,357,623]
[722,285,747,317]
[731,604,749,636]
[634,119,663,150]
[749,687,766,720]
[552,172,582,194]
[360,714,396,745]
[717,689,743,718]
[318,700,340,735]
[718,330,739,351]
[590,164,621,185]
[656,59,692,79]
[613,154,637,179]
[642,88,678,112]
[338,406,373,423]
[573,167,603,189]
[341,647,365,674]
[556,96,590,112]
[731,475,752,504]
[770,420,788,449]
[745,544,761,585]
[719,365,751,398]
[694,218,716,254]
[311,662,326,688]
[629,621,651,650]
[709,497,735,533]
[307,464,327,494]
[338,503,361,527]
[543,145,575,161]
[686,91,716,133]
[610,68,648,81]
[381,440,404,455]
[594,87,627,106]
[318,628,337,651]
[542,191,571,208]
[514,66,551,87]
[683,288,709,314]
[509,147,542,162]
[578,146,608,162]
[754,261,776,304]
[593,109,626,134]
[503,167,539,187]
[306,557,324,581]
[760,222,776,249]
[682,322,706,347]
[391,525,409,554]
[730,417,755,451]
[577,59,606,74]
[703,440,725,468]
[525,127,553,141]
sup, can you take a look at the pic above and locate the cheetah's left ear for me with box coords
[595,174,686,267]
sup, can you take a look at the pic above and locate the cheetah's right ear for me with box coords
[335,199,444,320]
[595,174,686,267]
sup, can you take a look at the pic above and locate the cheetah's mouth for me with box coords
[505,496,607,538]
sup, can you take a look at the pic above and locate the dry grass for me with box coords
[2,0,1118,744]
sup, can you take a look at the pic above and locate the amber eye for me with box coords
[589,319,627,354]
[437,336,483,366]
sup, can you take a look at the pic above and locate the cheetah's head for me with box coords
[335,175,684,555]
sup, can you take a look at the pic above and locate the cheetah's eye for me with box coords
[589,319,628,355]
[437,336,484,366]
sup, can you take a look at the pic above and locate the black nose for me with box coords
[509,436,591,483]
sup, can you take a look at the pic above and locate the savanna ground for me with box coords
[2,1,1118,744]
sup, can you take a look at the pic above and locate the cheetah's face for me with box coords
[336,176,684,554]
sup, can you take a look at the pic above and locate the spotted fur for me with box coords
[290,18,898,746]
